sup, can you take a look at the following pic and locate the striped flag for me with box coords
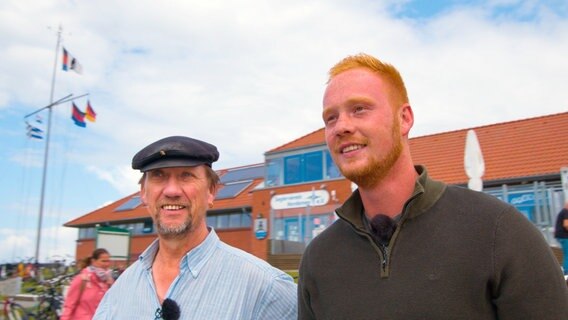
[85,100,97,122]
[62,47,83,74]
[71,102,87,127]
[25,116,44,139]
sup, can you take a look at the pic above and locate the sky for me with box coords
[0,0,567,264]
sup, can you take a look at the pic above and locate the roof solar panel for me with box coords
[114,196,142,212]
[216,181,253,199]
[220,165,264,184]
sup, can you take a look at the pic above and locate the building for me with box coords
[64,112,568,269]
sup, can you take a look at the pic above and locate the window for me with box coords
[241,213,252,227]
[283,151,326,185]
[229,213,242,228]
[304,151,323,181]
[266,158,282,187]
[207,212,252,229]
[142,221,154,234]
[130,223,144,234]
[325,150,341,179]
[284,155,302,184]
[267,149,341,186]
[78,227,96,239]
[217,215,230,229]
[206,215,217,228]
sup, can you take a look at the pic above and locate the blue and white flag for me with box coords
[25,116,44,139]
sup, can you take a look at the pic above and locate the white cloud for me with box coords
[87,165,140,196]
[0,226,76,264]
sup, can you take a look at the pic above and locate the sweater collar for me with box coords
[335,165,446,229]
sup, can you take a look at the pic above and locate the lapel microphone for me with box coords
[154,298,181,320]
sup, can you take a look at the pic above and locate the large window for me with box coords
[206,212,252,230]
[78,221,155,239]
[267,149,340,187]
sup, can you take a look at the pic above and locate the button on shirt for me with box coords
[93,229,297,320]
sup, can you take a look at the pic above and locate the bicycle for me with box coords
[2,296,29,320]
[24,273,72,320]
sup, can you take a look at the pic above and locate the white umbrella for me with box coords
[464,129,485,191]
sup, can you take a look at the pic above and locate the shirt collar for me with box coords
[138,228,221,278]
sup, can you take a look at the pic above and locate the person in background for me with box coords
[94,136,297,319]
[61,248,113,320]
[17,261,25,278]
[555,202,568,275]
[298,53,568,319]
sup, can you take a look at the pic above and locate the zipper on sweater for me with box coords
[380,244,388,272]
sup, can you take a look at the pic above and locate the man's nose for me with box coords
[163,176,183,196]
[333,113,354,136]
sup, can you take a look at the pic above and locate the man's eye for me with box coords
[149,171,164,178]
[324,114,337,125]
[180,172,194,179]
[354,105,365,113]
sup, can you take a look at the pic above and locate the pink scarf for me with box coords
[88,266,111,282]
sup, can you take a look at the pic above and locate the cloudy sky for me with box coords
[0,0,566,263]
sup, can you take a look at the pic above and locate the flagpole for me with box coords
[33,25,62,265]
[30,25,89,265]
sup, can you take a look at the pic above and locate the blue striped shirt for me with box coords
[93,229,297,319]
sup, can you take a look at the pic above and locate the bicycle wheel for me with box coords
[7,302,29,320]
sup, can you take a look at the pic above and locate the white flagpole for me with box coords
[30,25,89,265]
[33,25,62,264]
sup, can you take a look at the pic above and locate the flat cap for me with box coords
[132,136,219,172]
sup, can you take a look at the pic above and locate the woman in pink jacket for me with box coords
[61,248,114,320]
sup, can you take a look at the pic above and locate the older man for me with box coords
[95,136,297,320]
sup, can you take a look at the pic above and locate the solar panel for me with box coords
[216,181,253,199]
[114,196,142,212]
[220,165,264,184]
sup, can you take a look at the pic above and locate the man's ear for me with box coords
[399,103,414,137]
[140,175,147,205]
[208,184,218,205]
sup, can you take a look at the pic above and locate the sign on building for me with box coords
[96,226,130,261]
[270,190,330,210]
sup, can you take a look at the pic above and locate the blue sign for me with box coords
[255,218,268,240]
[507,192,535,221]
[255,229,267,240]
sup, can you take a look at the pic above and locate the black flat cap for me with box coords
[132,136,219,172]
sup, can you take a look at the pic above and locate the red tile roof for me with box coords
[66,112,568,226]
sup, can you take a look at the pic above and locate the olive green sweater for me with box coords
[298,166,568,319]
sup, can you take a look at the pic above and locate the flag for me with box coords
[62,48,69,71]
[85,100,96,122]
[25,120,44,139]
[71,102,87,127]
[62,47,83,74]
